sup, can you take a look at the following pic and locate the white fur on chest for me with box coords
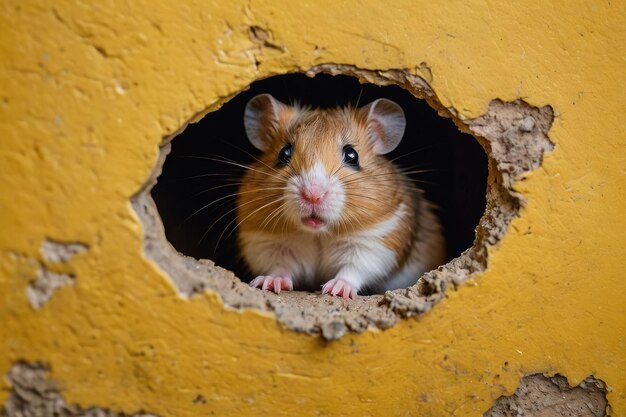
[240,205,406,290]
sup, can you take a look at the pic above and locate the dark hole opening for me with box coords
[151,73,487,286]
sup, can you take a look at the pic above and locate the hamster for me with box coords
[237,93,445,299]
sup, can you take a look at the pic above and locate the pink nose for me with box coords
[300,185,327,205]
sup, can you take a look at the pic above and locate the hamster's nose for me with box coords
[300,185,328,205]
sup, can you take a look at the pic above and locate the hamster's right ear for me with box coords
[360,98,406,155]
[244,94,289,151]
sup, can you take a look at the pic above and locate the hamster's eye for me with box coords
[278,143,293,165]
[342,145,360,169]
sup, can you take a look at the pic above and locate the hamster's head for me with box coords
[240,93,406,234]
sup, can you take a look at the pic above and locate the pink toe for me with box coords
[263,277,273,291]
[343,288,352,300]
[250,275,294,294]
[322,278,357,299]
[279,277,293,292]
[250,276,263,288]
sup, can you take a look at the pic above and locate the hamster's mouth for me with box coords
[302,214,326,229]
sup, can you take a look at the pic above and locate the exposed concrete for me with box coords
[20,240,89,309]
[484,373,609,417]
[40,240,88,264]
[2,362,160,417]
[26,268,75,310]
[131,66,554,340]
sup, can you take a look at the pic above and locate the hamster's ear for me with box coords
[360,99,406,155]
[244,94,288,151]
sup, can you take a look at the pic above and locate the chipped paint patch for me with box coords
[22,239,89,309]
[485,373,609,417]
[40,239,88,264]
[2,362,160,417]
[26,268,75,309]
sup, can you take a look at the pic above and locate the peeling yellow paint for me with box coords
[1,1,624,416]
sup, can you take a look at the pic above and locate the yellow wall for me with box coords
[1,1,624,415]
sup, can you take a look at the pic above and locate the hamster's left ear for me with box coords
[360,99,406,155]
[244,93,290,151]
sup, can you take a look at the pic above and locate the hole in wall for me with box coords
[132,65,554,340]
[150,73,487,286]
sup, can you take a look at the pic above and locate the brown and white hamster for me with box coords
[237,93,445,299]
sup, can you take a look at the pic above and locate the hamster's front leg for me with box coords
[320,236,398,299]
[240,231,317,294]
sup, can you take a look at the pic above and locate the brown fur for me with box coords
[237,103,424,272]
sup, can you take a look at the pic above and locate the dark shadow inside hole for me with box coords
[151,73,487,284]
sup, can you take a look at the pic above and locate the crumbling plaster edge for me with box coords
[130,63,555,340]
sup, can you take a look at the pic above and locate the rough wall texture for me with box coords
[485,374,608,417]
[3,362,159,417]
[0,1,624,416]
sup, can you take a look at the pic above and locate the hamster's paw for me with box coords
[250,275,294,294]
[322,278,357,300]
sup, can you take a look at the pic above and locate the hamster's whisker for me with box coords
[337,172,377,185]
[243,178,290,186]
[188,192,276,227]
[212,195,283,248]
[260,200,288,230]
[198,195,278,244]
[388,145,437,163]
[184,195,238,224]
[187,183,245,200]
[285,164,299,180]
[215,139,282,175]
[346,193,394,206]
[344,198,406,224]
[183,189,280,223]
[341,202,368,231]
[166,173,237,182]
[344,184,419,194]
[355,87,364,108]
[357,177,436,186]
[342,176,435,188]
[340,170,434,185]
[350,189,415,203]
[336,169,362,183]
[397,168,438,176]
[399,178,435,186]
[210,156,287,181]
[336,214,349,234]
[346,196,408,222]
[192,186,286,200]
[267,202,290,234]
[220,198,286,244]
[340,205,360,230]
[177,155,286,182]
[329,164,344,180]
